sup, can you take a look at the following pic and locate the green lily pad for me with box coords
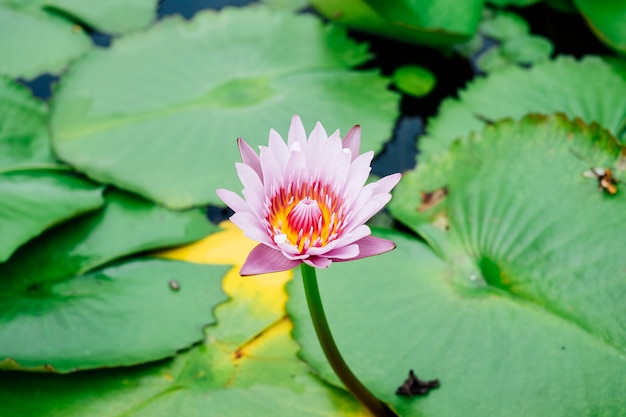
[0,0,158,34]
[50,6,399,209]
[500,35,553,64]
[312,0,482,46]
[488,0,541,7]
[481,10,530,41]
[392,65,436,97]
[0,188,219,371]
[0,322,364,416]
[0,170,103,262]
[0,230,365,416]
[0,258,229,372]
[476,46,510,73]
[0,5,91,78]
[602,55,626,81]
[573,0,626,54]
[421,56,626,160]
[0,188,215,289]
[0,76,59,172]
[288,115,626,416]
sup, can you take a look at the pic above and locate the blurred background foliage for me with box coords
[1,0,625,416]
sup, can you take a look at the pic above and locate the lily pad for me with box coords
[312,0,482,46]
[573,0,626,54]
[0,76,58,172]
[392,65,436,97]
[50,6,399,209]
[488,0,541,7]
[500,35,553,64]
[0,224,365,416]
[0,188,214,289]
[0,0,158,34]
[421,56,626,160]
[0,258,229,372]
[288,115,626,416]
[0,188,219,371]
[0,4,91,78]
[476,46,510,72]
[0,170,103,263]
[481,10,530,41]
[159,221,290,344]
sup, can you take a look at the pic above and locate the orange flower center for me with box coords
[267,181,344,253]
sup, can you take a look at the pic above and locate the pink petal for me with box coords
[304,256,332,269]
[236,162,264,192]
[284,143,307,176]
[237,138,262,178]
[230,212,273,246]
[241,187,265,218]
[345,193,392,231]
[216,188,250,214]
[306,121,328,166]
[342,151,374,201]
[324,243,360,260]
[287,115,307,149]
[268,129,289,172]
[335,236,396,261]
[374,173,402,194]
[319,141,351,191]
[260,145,284,192]
[326,224,371,249]
[240,243,301,276]
[342,125,361,161]
[276,240,309,260]
[302,240,338,257]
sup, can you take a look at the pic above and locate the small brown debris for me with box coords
[396,370,440,397]
[418,187,448,212]
[233,348,244,360]
[474,114,495,125]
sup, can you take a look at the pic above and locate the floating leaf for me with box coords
[0,170,103,262]
[602,55,626,81]
[573,0,626,54]
[421,56,626,160]
[392,65,436,97]
[500,35,553,64]
[487,0,541,7]
[1,0,158,34]
[289,115,626,417]
[481,10,530,41]
[159,221,289,343]
[0,224,366,416]
[0,258,229,372]
[312,0,482,46]
[50,6,399,209]
[0,189,218,371]
[0,5,91,78]
[476,46,510,72]
[0,76,58,172]
[0,188,214,289]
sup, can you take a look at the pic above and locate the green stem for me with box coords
[300,264,396,417]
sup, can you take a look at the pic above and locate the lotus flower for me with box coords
[217,115,401,276]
